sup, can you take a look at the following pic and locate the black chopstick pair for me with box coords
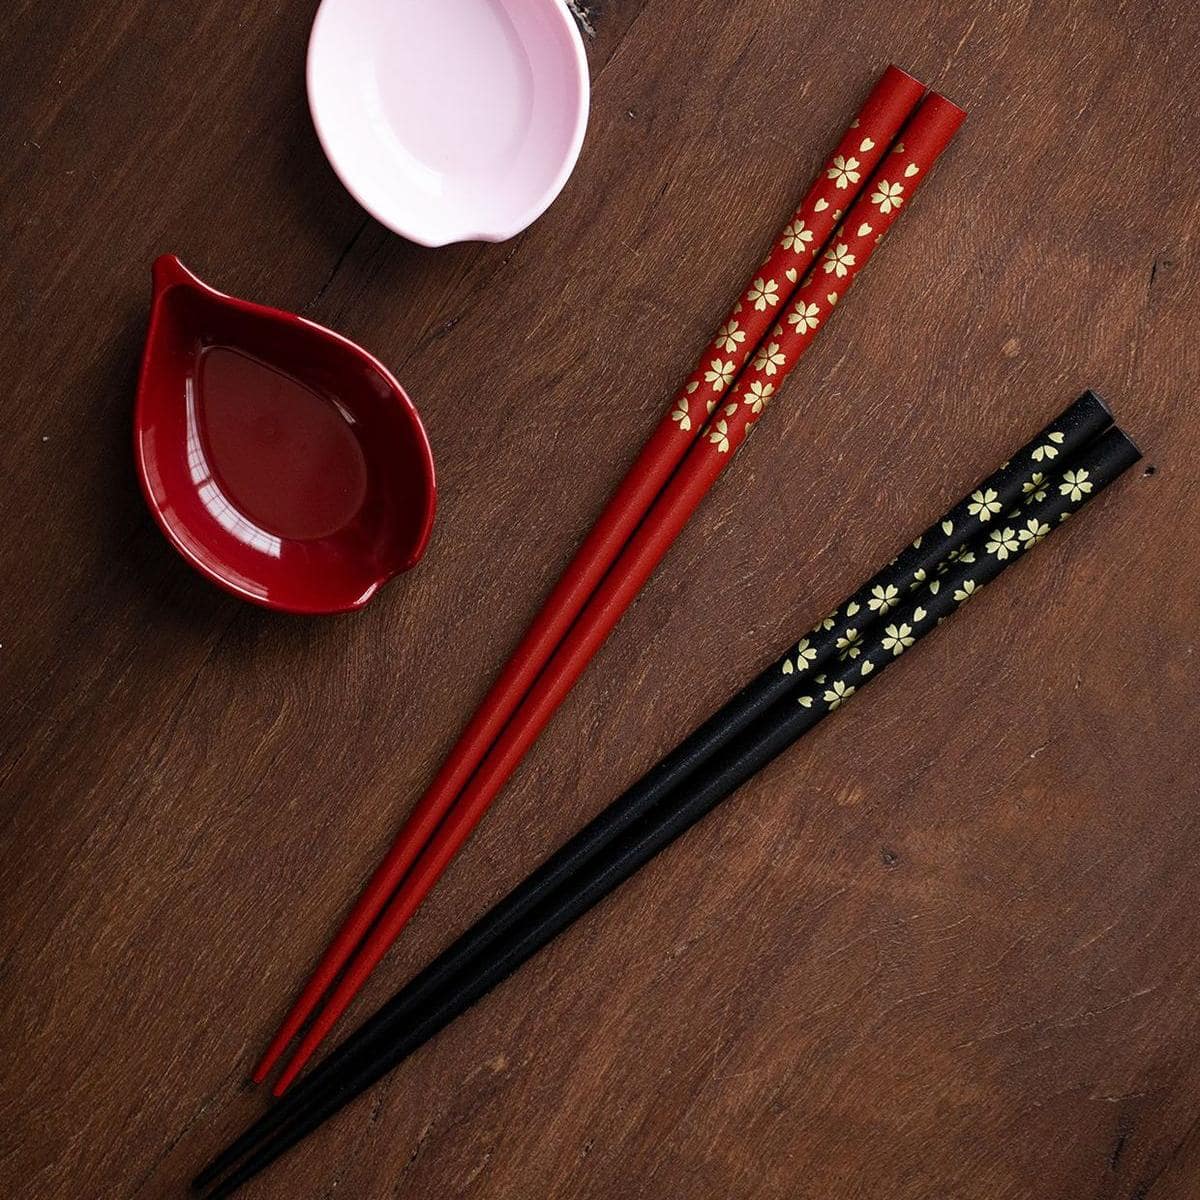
[196,395,1139,1197]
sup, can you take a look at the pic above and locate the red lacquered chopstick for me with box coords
[251,65,926,1086]
[271,91,966,1094]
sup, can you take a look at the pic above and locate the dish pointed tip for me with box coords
[152,253,202,296]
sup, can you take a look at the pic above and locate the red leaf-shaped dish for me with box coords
[134,256,436,613]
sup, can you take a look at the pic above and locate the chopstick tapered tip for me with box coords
[272,1064,300,1097]
[250,1051,278,1086]
[191,1163,221,1193]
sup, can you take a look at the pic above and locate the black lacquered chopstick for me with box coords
[193,391,1110,1191]
[197,424,1139,1198]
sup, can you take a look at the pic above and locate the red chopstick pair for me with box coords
[254,66,964,1094]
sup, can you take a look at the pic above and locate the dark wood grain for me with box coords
[2,1,1198,1197]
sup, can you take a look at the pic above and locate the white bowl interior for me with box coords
[308,0,588,245]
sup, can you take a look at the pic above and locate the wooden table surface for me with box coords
[3,1,1199,1197]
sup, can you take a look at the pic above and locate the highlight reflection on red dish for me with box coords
[133,255,436,614]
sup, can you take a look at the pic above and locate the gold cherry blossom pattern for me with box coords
[708,419,731,453]
[670,398,691,431]
[780,637,819,676]
[953,580,978,603]
[881,622,915,655]
[836,628,863,660]
[968,487,1002,521]
[744,380,775,415]
[868,583,900,613]
[984,527,1019,560]
[714,320,745,353]
[1023,473,1047,502]
[704,358,736,392]
[822,243,856,278]
[746,277,781,311]
[870,181,904,213]
[781,219,815,253]
[824,680,855,710]
[826,154,861,189]
[1018,518,1050,547]
[1031,430,1066,462]
[752,341,786,376]
[787,301,821,334]
[1059,468,1093,502]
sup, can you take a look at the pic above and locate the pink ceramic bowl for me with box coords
[307,0,590,247]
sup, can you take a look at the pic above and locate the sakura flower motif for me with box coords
[1018,518,1051,547]
[795,638,817,668]
[1031,430,1066,462]
[836,627,863,660]
[715,320,745,353]
[787,301,821,334]
[881,622,915,655]
[870,180,904,213]
[797,694,814,708]
[670,398,691,431]
[1059,468,1093,502]
[968,487,1002,521]
[823,680,856,710]
[912,606,928,623]
[744,380,775,414]
[826,154,861,189]
[820,616,836,631]
[781,218,815,253]
[1022,472,1047,501]
[822,243,856,278]
[860,660,875,676]
[868,583,900,613]
[747,276,780,310]
[752,341,786,376]
[704,357,736,392]
[946,546,976,566]
[953,580,978,603]
[984,527,1019,560]
[708,419,731,453]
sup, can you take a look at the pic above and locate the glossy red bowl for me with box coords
[134,256,436,613]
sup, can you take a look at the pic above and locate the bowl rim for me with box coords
[305,0,591,247]
[133,255,438,616]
